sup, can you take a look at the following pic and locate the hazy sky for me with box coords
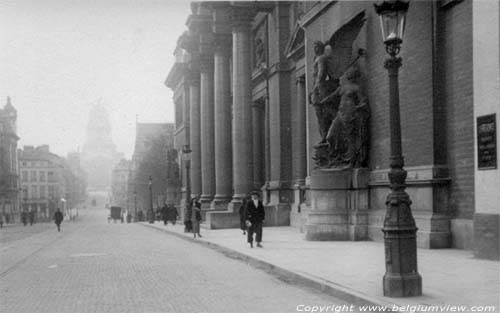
[0,0,191,158]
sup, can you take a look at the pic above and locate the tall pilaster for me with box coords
[231,7,254,202]
[252,100,265,189]
[212,6,233,209]
[293,76,307,184]
[198,10,216,206]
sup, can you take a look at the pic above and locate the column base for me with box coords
[383,273,422,297]
[210,195,232,211]
[200,195,213,209]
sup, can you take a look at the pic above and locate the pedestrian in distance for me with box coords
[53,208,63,232]
[21,210,28,226]
[161,204,169,225]
[239,196,249,235]
[245,191,265,248]
[168,205,178,225]
[192,196,202,238]
[184,200,193,233]
[28,210,35,226]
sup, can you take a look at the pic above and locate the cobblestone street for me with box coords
[1,209,355,313]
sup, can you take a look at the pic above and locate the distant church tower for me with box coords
[81,103,120,192]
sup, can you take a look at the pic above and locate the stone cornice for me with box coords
[299,1,337,28]
[165,63,188,89]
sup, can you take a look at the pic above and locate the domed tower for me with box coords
[81,103,120,192]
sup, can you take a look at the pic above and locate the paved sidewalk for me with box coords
[142,222,500,312]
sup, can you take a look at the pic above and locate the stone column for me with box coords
[212,32,233,210]
[199,32,216,206]
[230,8,254,204]
[188,60,202,198]
[292,76,307,224]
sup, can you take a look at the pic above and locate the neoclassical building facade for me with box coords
[166,1,499,260]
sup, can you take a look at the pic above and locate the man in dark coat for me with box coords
[21,210,28,226]
[184,201,193,232]
[245,191,265,248]
[28,210,35,226]
[161,204,169,225]
[53,208,63,232]
[167,205,178,225]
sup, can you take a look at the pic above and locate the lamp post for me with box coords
[148,175,154,224]
[182,145,192,231]
[374,0,422,297]
[133,190,137,222]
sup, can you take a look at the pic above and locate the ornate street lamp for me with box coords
[148,175,154,224]
[374,1,422,297]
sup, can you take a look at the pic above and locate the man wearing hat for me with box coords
[245,191,265,248]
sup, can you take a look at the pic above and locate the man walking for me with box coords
[53,208,63,232]
[245,191,265,248]
[161,204,169,225]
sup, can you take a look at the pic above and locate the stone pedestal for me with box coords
[305,168,369,241]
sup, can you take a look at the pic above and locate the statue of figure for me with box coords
[309,42,339,144]
[324,66,370,168]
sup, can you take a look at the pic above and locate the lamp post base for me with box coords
[383,272,422,297]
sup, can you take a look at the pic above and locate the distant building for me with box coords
[18,145,85,220]
[81,104,122,192]
[0,97,20,223]
[67,151,88,209]
[111,159,131,210]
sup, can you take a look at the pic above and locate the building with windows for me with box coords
[18,145,85,220]
[166,1,499,259]
[0,97,20,223]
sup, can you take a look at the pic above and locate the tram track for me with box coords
[0,219,89,279]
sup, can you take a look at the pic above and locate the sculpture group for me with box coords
[309,41,370,169]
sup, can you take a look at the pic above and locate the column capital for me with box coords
[214,33,232,56]
[230,6,256,31]
[296,76,305,84]
[199,54,214,73]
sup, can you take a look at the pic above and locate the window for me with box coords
[39,171,46,182]
[22,187,28,199]
[21,171,28,182]
[39,185,46,199]
[48,185,55,198]
[48,171,54,181]
[30,171,37,182]
[31,185,38,199]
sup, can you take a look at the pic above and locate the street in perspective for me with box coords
[1,1,499,313]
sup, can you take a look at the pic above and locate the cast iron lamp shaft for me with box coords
[382,55,422,297]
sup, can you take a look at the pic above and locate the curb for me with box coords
[141,223,402,312]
